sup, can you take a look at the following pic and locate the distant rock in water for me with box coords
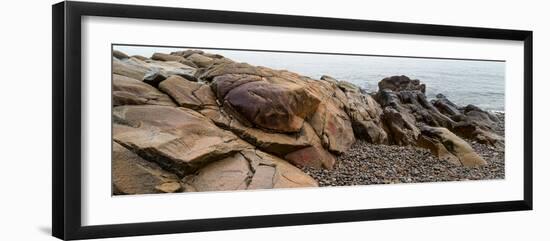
[111,49,504,195]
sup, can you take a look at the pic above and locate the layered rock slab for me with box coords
[417,126,487,167]
[113,105,251,176]
[112,142,182,195]
[159,75,217,109]
[182,149,318,192]
[332,77,388,144]
[307,79,356,153]
[112,74,176,106]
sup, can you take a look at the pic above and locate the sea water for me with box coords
[114,46,505,111]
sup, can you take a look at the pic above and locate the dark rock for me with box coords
[378,75,426,93]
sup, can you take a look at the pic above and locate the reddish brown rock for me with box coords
[284,145,336,169]
[112,142,182,195]
[200,62,276,81]
[330,78,388,144]
[112,57,150,81]
[182,149,318,192]
[186,53,214,68]
[307,80,355,153]
[113,105,251,176]
[210,70,321,133]
[151,52,198,68]
[112,74,175,106]
[158,75,217,109]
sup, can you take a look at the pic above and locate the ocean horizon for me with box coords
[114,45,506,112]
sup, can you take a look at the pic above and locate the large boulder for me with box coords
[142,60,197,86]
[186,53,215,68]
[112,142,182,195]
[112,57,149,81]
[433,95,504,147]
[417,126,487,167]
[335,80,388,144]
[151,52,198,68]
[375,77,454,145]
[432,94,462,117]
[181,149,318,191]
[171,49,204,58]
[113,105,251,176]
[112,74,175,106]
[210,69,321,133]
[227,118,314,156]
[308,99,355,153]
[159,75,217,109]
[112,50,129,60]
[375,88,420,145]
[378,75,426,93]
[382,105,421,145]
[283,122,336,169]
[200,105,336,169]
[200,62,277,81]
[307,80,356,153]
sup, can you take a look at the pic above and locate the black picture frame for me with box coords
[52,1,533,240]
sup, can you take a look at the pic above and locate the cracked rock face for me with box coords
[113,74,176,107]
[110,49,503,195]
[341,84,388,144]
[159,75,217,109]
[307,80,356,154]
[113,105,252,176]
[182,149,318,192]
[112,142,182,195]
[214,73,321,133]
[417,126,487,167]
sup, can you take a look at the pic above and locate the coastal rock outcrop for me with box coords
[339,80,388,144]
[417,126,487,167]
[181,149,318,192]
[110,49,503,194]
[375,75,503,151]
[209,69,321,133]
[159,75,217,109]
[113,105,251,176]
[113,74,176,107]
[112,142,182,194]
[307,79,356,153]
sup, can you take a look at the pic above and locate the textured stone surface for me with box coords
[112,142,181,195]
[182,149,318,191]
[159,75,217,109]
[417,126,487,167]
[113,105,251,176]
[112,74,175,106]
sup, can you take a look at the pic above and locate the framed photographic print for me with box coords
[52,1,533,240]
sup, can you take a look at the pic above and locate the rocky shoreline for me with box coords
[111,48,505,195]
[301,113,505,186]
